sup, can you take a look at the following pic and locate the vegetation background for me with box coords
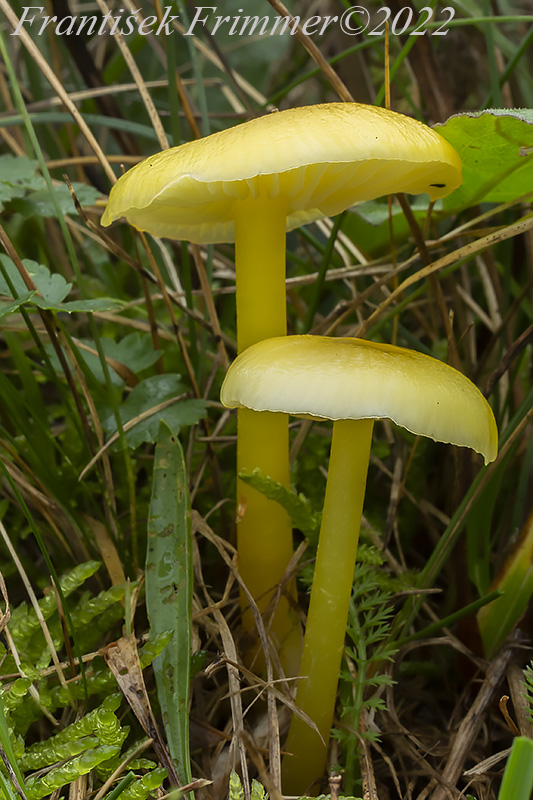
[0,1,532,799]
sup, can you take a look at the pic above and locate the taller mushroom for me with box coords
[101,103,462,671]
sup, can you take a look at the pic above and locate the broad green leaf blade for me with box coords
[437,109,533,212]
[498,737,533,800]
[146,423,193,787]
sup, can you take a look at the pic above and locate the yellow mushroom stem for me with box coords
[233,198,301,673]
[233,197,287,351]
[282,417,375,795]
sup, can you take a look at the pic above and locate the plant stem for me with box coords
[233,198,301,674]
[282,418,374,794]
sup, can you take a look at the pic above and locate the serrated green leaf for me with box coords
[436,109,533,211]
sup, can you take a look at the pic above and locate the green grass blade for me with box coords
[481,0,502,107]
[305,212,345,331]
[498,737,533,800]
[146,422,193,788]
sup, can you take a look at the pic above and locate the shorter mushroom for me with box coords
[220,335,498,795]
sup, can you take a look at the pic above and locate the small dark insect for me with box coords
[431,183,446,188]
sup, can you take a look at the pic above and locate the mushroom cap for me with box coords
[101,103,462,244]
[220,336,498,465]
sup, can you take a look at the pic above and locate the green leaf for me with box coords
[0,154,43,209]
[251,778,269,800]
[36,297,122,313]
[0,255,120,314]
[104,374,208,449]
[103,332,162,374]
[239,467,321,537]
[55,334,153,388]
[21,182,101,217]
[498,737,533,800]
[0,292,35,316]
[229,772,245,800]
[0,255,71,304]
[58,333,159,388]
[436,109,533,211]
[146,423,193,787]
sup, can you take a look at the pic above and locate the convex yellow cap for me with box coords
[101,102,462,243]
[221,336,498,465]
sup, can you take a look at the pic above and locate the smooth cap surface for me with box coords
[101,103,462,243]
[220,336,498,465]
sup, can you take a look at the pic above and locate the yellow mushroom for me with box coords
[101,103,462,673]
[221,335,497,794]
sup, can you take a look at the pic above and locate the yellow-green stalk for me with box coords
[233,198,300,671]
[282,418,374,793]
